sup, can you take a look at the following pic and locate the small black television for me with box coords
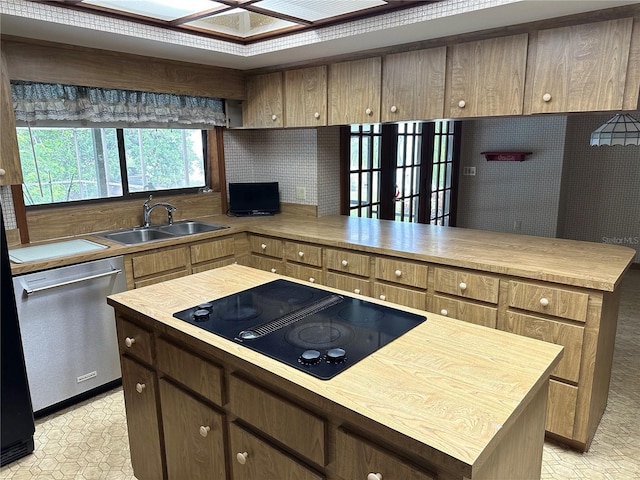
[228,182,280,216]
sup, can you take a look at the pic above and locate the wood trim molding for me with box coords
[11,184,29,244]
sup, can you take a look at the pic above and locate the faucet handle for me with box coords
[144,194,153,206]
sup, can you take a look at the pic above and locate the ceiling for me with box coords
[2,0,640,70]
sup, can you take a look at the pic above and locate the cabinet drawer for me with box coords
[285,263,323,285]
[134,269,189,289]
[228,375,326,466]
[116,317,153,364]
[432,295,498,328]
[434,268,499,304]
[251,254,284,275]
[375,257,428,289]
[546,380,578,439]
[131,246,188,278]
[508,281,589,322]
[156,338,223,406]
[374,283,426,310]
[325,249,370,277]
[284,242,323,267]
[229,423,324,480]
[325,272,370,296]
[249,235,283,258]
[503,312,583,383]
[335,428,435,480]
[190,237,235,264]
[191,257,235,274]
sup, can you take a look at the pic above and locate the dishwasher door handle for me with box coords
[24,268,123,295]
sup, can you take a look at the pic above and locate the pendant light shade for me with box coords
[590,113,640,146]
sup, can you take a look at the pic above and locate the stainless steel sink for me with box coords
[93,221,229,245]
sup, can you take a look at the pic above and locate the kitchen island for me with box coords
[108,264,563,480]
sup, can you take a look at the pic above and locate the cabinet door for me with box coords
[528,18,633,113]
[159,379,226,480]
[243,72,283,128]
[0,49,23,185]
[285,66,327,127]
[382,47,446,122]
[120,356,164,480]
[329,57,381,125]
[447,34,528,117]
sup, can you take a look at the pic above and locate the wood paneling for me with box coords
[546,380,578,439]
[329,57,381,125]
[0,48,22,185]
[284,66,327,127]
[242,72,283,128]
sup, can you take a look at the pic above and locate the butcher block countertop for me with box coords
[108,265,564,479]
[11,214,635,291]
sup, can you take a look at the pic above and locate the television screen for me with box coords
[228,182,280,216]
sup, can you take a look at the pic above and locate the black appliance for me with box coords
[173,279,426,380]
[228,182,280,216]
[1,208,35,466]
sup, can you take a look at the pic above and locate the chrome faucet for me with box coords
[142,195,177,227]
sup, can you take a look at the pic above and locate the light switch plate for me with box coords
[462,166,476,176]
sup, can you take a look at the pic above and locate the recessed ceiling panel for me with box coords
[82,0,223,21]
[184,8,297,38]
[254,0,388,22]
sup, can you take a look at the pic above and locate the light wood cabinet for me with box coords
[329,57,381,125]
[285,263,322,285]
[374,282,426,310]
[159,379,226,480]
[381,47,446,122]
[375,257,428,289]
[243,72,283,128]
[284,241,323,267]
[249,235,283,258]
[432,294,498,328]
[446,33,528,118]
[546,380,578,439]
[325,248,370,277]
[325,271,370,296]
[129,245,189,288]
[0,49,23,185]
[190,237,235,273]
[434,267,499,303]
[508,280,588,322]
[116,317,154,365]
[527,18,634,113]
[251,254,284,275]
[284,66,327,127]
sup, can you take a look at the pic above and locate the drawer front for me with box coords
[191,257,236,274]
[374,283,426,310]
[190,237,235,264]
[503,312,584,383]
[229,423,324,480]
[434,268,499,304]
[134,269,189,289]
[131,246,188,278]
[284,242,323,267]
[546,380,578,439]
[251,254,284,275]
[325,272,370,296]
[509,281,589,322]
[228,375,326,466]
[156,338,223,406]
[375,257,428,289]
[432,295,498,328]
[116,317,154,364]
[325,249,370,277]
[285,263,323,285]
[249,235,283,258]
[335,429,435,480]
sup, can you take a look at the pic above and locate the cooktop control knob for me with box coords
[326,348,347,363]
[193,309,210,322]
[299,349,322,365]
[198,302,213,311]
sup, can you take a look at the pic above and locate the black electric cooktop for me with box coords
[173,279,426,380]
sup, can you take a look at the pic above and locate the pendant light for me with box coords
[590,113,640,146]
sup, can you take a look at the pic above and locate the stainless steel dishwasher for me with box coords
[12,256,127,415]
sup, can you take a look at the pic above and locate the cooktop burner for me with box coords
[173,279,426,380]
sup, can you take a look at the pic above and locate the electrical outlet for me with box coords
[462,166,476,176]
[513,220,522,232]
[296,186,306,200]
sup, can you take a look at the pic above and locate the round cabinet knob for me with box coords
[542,93,552,102]
[270,268,277,273]
[379,294,386,301]
[341,259,348,267]
[125,337,135,348]
[458,100,466,108]
[390,105,398,113]
[368,473,383,480]
[440,309,448,316]
[135,383,146,394]
[459,282,467,291]
[261,243,267,250]
[0,168,5,176]
[298,251,305,258]
[309,277,315,283]
[271,114,277,121]
[394,269,402,277]
[365,108,373,116]
[314,112,320,119]
[199,425,210,437]
[236,452,248,465]
[539,297,550,307]
[354,288,361,295]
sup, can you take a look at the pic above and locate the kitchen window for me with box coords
[16,126,207,206]
[341,120,460,225]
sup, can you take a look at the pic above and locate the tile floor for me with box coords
[1,270,638,480]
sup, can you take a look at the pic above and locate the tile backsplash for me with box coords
[0,185,17,230]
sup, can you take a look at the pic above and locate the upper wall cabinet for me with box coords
[285,66,327,127]
[381,47,446,122]
[329,58,381,125]
[527,18,634,114]
[243,72,283,128]
[0,49,23,186]
[446,34,528,118]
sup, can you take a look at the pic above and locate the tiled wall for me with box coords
[0,186,16,230]
[316,127,341,217]
[456,115,568,237]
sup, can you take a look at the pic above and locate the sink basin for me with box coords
[93,221,229,245]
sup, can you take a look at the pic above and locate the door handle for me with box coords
[23,268,122,295]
